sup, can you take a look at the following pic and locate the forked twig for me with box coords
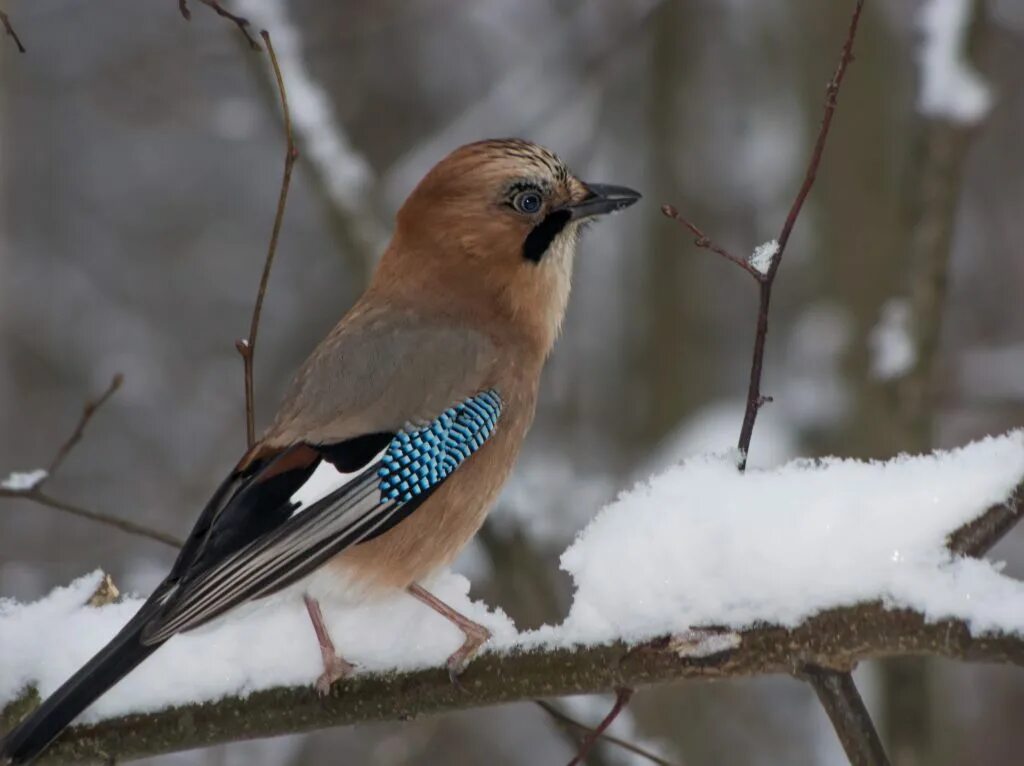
[0,374,184,549]
[535,700,677,766]
[734,0,865,467]
[47,374,123,477]
[236,29,299,448]
[662,204,763,281]
[658,3,878,765]
[567,688,635,766]
[178,0,261,50]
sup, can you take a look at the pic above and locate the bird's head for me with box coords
[377,138,641,352]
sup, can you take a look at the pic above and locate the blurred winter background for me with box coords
[2,0,1023,764]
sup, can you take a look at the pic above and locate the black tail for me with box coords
[0,601,164,765]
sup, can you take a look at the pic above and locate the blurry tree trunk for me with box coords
[819,1,990,763]
[875,118,976,766]
[635,0,710,449]
[802,2,927,764]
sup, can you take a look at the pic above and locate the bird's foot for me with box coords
[304,593,354,696]
[314,650,355,696]
[406,582,492,689]
[446,621,491,688]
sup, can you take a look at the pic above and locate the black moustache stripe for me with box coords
[522,209,571,263]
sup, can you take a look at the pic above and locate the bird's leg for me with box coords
[407,583,491,685]
[303,594,354,695]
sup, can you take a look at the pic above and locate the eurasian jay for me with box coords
[0,138,640,764]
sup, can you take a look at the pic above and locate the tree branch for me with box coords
[534,700,678,766]
[5,484,1019,763]
[235,29,298,449]
[567,688,634,766]
[0,9,25,53]
[803,666,891,766]
[178,0,261,51]
[0,374,182,549]
[736,0,865,466]
[46,374,123,479]
[234,0,387,287]
[661,204,764,280]
[660,2,873,761]
[15,598,1022,764]
[0,490,182,549]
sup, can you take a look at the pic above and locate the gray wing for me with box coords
[263,304,498,447]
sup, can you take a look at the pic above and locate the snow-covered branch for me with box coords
[9,585,1024,764]
[4,434,1024,764]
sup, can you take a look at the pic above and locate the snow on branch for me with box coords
[4,432,1024,763]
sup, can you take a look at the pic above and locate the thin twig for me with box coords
[236,29,299,448]
[46,374,124,479]
[661,3,877,764]
[0,9,24,52]
[0,489,183,549]
[178,0,261,51]
[739,3,878,764]
[661,204,764,281]
[567,688,634,766]
[735,0,865,467]
[535,700,678,766]
[0,374,183,549]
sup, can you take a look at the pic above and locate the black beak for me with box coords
[567,182,642,220]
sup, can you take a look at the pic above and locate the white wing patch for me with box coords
[289,449,387,516]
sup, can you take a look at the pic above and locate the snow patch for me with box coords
[918,0,993,123]
[0,570,516,723]
[869,298,916,380]
[750,240,780,275]
[1,469,48,491]
[529,431,1024,647]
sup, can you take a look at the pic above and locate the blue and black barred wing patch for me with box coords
[143,391,503,643]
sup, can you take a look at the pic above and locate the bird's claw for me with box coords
[444,625,491,691]
[314,653,355,696]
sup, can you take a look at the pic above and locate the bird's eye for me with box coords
[512,190,543,215]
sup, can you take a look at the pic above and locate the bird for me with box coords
[0,138,640,764]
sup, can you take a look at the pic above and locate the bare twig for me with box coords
[178,0,261,50]
[735,0,865,467]
[46,374,124,479]
[0,490,183,549]
[535,700,678,766]
[236,30,299,448]
[661,2,875,763]
[748,3,875,762]
[567,688,634,766]
[0,9,25,53]
[0,374,183,548]
[661,204,764,280]
[803,666,891,766]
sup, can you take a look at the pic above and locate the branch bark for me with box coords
[12,600,1022,765]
